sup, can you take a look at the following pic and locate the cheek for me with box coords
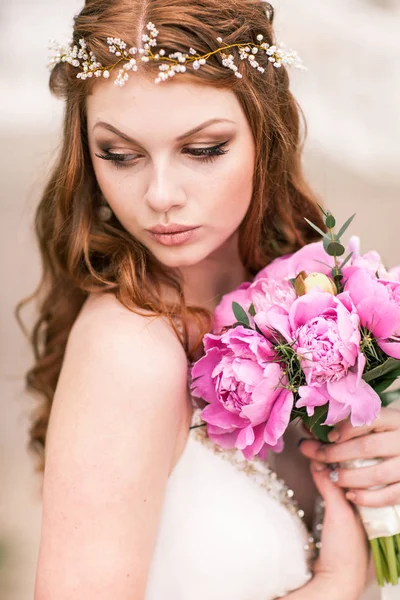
[207,153,254,227]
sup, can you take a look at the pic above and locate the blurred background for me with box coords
[0,0,399,598]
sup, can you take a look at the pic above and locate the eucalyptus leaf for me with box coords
[339,252,354,270]
[314,259,335,269]
[317,203,328,217]
[325,214,336,228]
[304,218,330,240]
[326,242,345,257]
[337,213,356,240]
[363,358,400,383]
[248,303,256,317]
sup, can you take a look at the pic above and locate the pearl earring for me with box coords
[97,202,113,221]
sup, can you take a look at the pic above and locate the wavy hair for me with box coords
[16,0,326,473]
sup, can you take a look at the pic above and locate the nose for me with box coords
[144,160,186,215]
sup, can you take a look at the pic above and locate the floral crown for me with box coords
[48,21,306,86]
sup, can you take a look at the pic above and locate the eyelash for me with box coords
[94,141,229,169]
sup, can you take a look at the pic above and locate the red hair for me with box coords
[16,0,325,473]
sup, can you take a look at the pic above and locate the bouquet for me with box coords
[191,207,400,587]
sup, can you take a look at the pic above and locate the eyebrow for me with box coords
[92,118,236,143]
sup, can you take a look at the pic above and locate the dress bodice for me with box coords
[144,396,320,600]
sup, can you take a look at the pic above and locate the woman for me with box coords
[18,1,400,598]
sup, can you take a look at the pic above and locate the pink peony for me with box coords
[255,241,335,282]
[191,326,294,459]
[212,282,252,333]
[249,277,297,314]
[212,278,296,334]
[255,289,381,427]
[345,269,400,359]
[346,236,400,283]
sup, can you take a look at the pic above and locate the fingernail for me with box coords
[346,492,356,502]
[297,437,307,448]
[328,430,340,442]
[312,462,326,472]
[329,470,339,483]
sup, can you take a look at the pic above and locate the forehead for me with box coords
[86,74,245,140]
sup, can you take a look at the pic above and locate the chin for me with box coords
[150,243,217,269]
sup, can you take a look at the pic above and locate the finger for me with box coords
[328,407,400,444]
[329,456,400,489]
[346,481,400,507]
[310,462,359,531]
[300,430,400,463]
[310,461,351,508]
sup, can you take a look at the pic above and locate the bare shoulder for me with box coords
[36,292,191,598]
[48,291,190,457]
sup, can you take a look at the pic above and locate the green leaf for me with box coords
[314,259,335,269]
[363,358,400,383]
[379,389,400,407]
[339,252,354,270]
[232,321,252,330]
[373,373,400,394]
[336,213,356,240]
[301,405,333,443]
[248,303,256,317]
[232,302,250,327]
[304,218,330,239]
[317,203,328,217]
[325,214,336,228]
[325,242,345,257]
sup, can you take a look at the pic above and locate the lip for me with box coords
[148,224,199,234]
[147,224,200,247]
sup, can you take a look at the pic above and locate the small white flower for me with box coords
[103,70,110,78]
[159,49,166,56]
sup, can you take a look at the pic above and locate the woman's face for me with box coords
[86,73,255,268]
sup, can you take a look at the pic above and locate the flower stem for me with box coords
[383,536,399,586]
[371,539,384,587]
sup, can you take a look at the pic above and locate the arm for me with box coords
[34,296,189,599]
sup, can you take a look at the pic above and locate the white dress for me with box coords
[145,398,318,600]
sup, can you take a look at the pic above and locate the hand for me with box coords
[298,404,400,507]
[284,462,369,600]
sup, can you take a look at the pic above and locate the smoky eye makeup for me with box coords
[94,139,231,169]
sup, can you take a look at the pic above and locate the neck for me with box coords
[180,232,252,313]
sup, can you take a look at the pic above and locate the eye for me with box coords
[94,140,229,169]
[94,151,137,169]
[183,141,229,163]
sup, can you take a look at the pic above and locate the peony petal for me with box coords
[296,385,330,416]
[255,306,293,344]
[212,282,252,333]
[263,389,294,446]
[236,424,255,450]
[191,347,222,403]
[379,339,400,359]
[327,368,381,427]
[289,290,335,331]
[201,402,245,429]
[207,429,239,450]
